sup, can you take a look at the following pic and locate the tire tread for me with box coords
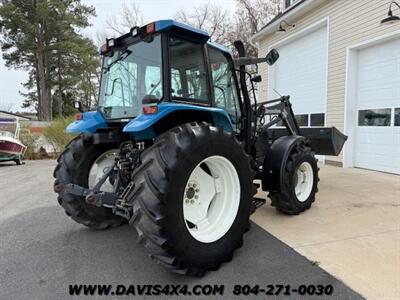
[268,142,319,215]
[53,135,124,229]
[129,123,253,276]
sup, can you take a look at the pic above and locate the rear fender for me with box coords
[123,102,234,139]
[261,135,305,192]
[66,111,108,134]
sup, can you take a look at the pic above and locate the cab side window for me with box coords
[208,46,241,122]
[169,37,209,104]
[145,66,162,98]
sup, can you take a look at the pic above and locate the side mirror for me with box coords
[266,49,279,66]
[73,100,84,113]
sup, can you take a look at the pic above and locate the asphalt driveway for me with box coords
[0,160,362,300]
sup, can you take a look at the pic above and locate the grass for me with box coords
[310,260,321,267]
[19,124,39,160]
[43,116,77,153]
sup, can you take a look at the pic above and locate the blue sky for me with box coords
[0,0,236,112]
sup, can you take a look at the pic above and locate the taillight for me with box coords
[99,43,108,55]
[146,22,155,34]
[143,105,158,115]
[75,113,83,120]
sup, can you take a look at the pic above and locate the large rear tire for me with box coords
[53,134,125,229]
[268,142,319,215]
[128,123,254,276]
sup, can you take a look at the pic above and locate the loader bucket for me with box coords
[266,127,347,156]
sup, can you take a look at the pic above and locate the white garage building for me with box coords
[252,0,400,174]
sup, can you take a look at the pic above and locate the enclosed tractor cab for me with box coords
[54,20,346,276]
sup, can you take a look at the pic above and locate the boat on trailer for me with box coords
[0,117,26,165]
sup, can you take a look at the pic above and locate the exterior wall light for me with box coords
[381,1,400,25]
[277,20,296,33]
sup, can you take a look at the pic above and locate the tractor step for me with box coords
[251,197,266,214]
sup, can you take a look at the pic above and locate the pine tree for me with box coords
[0,0,97,120]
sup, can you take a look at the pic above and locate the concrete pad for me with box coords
[252,165,400,299]
[296,230,400,300]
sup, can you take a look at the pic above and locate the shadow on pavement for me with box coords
[0,162,19,167]
[0,205,364,300]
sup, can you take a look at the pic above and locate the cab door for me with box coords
[168,36,210,105]
[207,45,242,132]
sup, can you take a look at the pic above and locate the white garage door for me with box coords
[268,25,327,127]
[355,38,400,174]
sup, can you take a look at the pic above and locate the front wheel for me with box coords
[268,142,319,215]
[128,123,254,276]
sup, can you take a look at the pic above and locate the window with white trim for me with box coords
[275,113,325,127]
[395,108,400,126]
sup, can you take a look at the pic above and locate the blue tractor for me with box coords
[53,20,346,276]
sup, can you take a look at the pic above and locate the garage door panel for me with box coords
[354,38,400,175]
[356,145,395,156]
[394,132,400,174]
[355,158,395,174]
[270,26,327,116]
[355,131,398,175]
[358,84,396,100]
[358,59,400,108]
[355,159,394,172]
[356,152,394,162]
[356,128,398,172]
[359,40,400,61]
[356,129,395,145]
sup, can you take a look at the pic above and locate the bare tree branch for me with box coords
[175,1,282,57]
[101,0,281,59]
[104,2,144,38]
[233,0,282,57]
[175,3,232,46]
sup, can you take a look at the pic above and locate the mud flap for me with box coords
[261,135,305,192]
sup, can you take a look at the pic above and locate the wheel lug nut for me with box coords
[195,195,198,199]
[190,200,194,204]
[195,189,199,192]
[185,199,189,203]
[193,184,197,188]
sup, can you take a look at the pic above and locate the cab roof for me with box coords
[155,20,231,54]
[155,20,209,40]
[105,19,231,55]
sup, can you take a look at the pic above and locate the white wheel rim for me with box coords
[183,155,241,243]
[294,162,314,202]
[88,149,118,192]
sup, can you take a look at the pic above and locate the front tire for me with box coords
[268,141,319,215]
[53,134,124,229]
[128,123,254,276]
